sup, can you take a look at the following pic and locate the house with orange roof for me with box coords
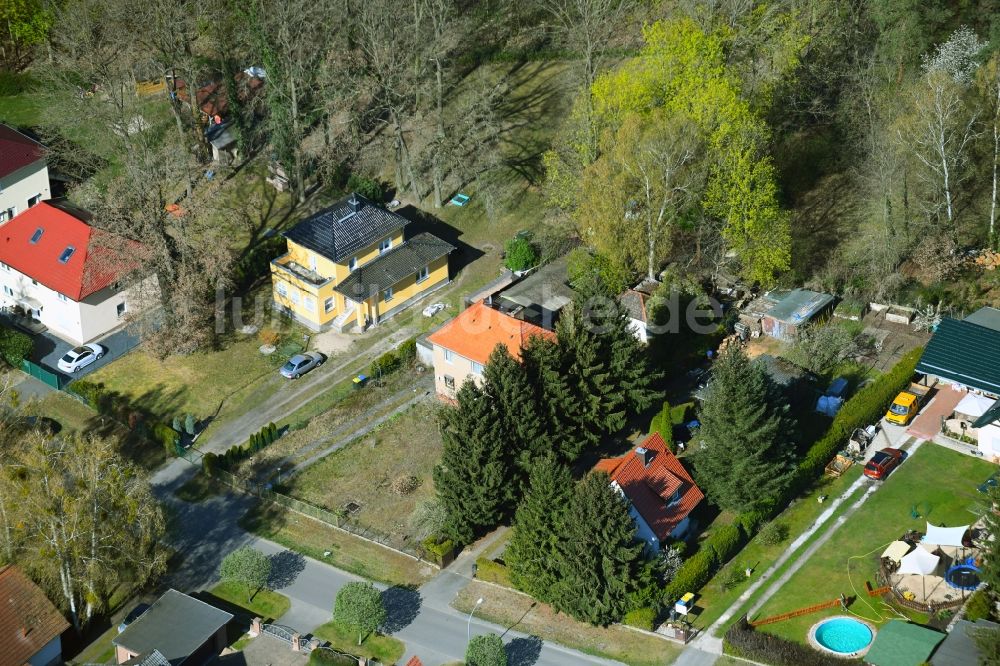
[594,432,704,553]
[0,565,70,666]
[425,300,556,399]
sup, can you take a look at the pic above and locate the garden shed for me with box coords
[760,288,835,341]
[864,620,944,666]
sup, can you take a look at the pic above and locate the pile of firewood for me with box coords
[973,249,1000,270]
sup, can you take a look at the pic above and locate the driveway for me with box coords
[30,325,139,381]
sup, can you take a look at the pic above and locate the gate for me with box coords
[21,359,64,389]
[262,623,297,644]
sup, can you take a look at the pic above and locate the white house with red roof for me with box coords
[0,201,153,345]
[0,124,50,224]
[594,432,704,553]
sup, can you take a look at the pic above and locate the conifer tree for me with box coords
[556,303,625,435]
[505,454,574,602]
[550,472,645,625]
[521,336,594,461]
[693,345,796,513]
[433,382,515,543]
[481,344,547,482]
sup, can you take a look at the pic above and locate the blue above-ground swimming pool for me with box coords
[813,617,874,654]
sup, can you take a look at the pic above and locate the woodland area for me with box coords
[2,0,1000,356]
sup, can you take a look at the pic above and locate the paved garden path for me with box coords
[675,436,922,666]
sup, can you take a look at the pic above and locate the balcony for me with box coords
[272,253,329,288]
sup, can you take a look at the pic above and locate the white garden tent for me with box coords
[923,523,969,548]
[898,547,940,575]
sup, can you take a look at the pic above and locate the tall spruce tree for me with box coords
[433,381,515,543]
[521,336,594,461]
[481,344,547,484]
[550,472,645,625]
[505,454,574,602]
[693,346,796,513]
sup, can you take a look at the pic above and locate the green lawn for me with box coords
[691,465,864,633]
[210,581,291,621]
[753,443,992,643]
[313,620,405,664]
[69,624,118,665]
[239,502,436,587]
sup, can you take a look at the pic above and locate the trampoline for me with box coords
[945,558,981,590]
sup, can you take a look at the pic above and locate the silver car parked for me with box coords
[280,352,326,379]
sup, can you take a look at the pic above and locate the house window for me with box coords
[29,227,42,244]
[57,293,67,302]
[472,361,484,375]
[324,297,335,313]
[276,281,288,297]
[383,286,393,302]
[1,207,15,222]
[58,246,75,264]
[27,194,41,208]
[309,253,318,271]
[304,296,316,313]
[0,262,8,271]
[31,279,37,286]
[349,257,358,272]
[117,301,127,318]
[291,290,300,305]
[379,237,392,254]
[444,349,454,364]
[444,375,455,390]
[416,265,429,283]
[667,489,682,506]
[2,286,12,297]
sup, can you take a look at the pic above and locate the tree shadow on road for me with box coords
[506,636,543,666]
[380,586,421,633]
[268,549,306,589]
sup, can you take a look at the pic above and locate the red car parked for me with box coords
[864,448,906,480]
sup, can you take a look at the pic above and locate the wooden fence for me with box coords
[749,596,848,627]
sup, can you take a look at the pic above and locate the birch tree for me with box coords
[978,53,1000,249]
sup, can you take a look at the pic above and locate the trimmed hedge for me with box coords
[0,326,33,367]
[475,557,512,587]
[422,535,455,566]
[218,422,281,470]
[706,524,744,562]
[665,547,718,601]
[796,347,922,483]
[370,336,418,377]
[725,616,845,666]
[623,607,657,631]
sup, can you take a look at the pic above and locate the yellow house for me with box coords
[270,193,454,331]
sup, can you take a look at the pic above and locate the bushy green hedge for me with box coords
[475,557,512,587]
[649,402,675,451]
[706,524,745,562]
[622,607,657,631]
[797,347,922,483]
[0,326,33,367]
[504,237,539,272]
[422,535,455,565]
[965,589,993,621]
[370,336,418,377]
[665,547,718,601]
[725,616,845,666]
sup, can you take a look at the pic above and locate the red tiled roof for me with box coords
[0,124,44,180]
[0,202,138,300]
[405,658,423,666]
[427,301,556,365]
[173,74,264,118]
[594,433,704,542]
[0,565,69,665]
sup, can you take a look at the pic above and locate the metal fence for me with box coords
[213,469,429,563]
[21,359,64,389]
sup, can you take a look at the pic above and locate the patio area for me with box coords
[908,384,965,440]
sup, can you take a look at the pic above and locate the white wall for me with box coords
[431,344,483,398]
[28,635,62,666]
[628,503,661,553]
[627,317,649,344]
[0,161,50,222]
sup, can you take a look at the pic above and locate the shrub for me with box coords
[466,633,507,666]
[308,649,356,666]
[706,524,745,563]
[259,328,280,346]
[184,413,196,436]
[623,607,657,631]
[670,402,694,425]
[966,589,993,621]
[725,616,845,666]
[202,452,218,477]
[422,535,455,564]
[69,380,105,410]
[153,422,180,453]
[172,415,183,432]
[758,521,789,546]
[504,236,538,272]
[370,348,400,377]
[664,548,718,601]
[475,557,511,586]
[0,326,33,367]
[346,174,385,202]
[397,337,417,362]
[268,422,278,441]
[738,511,769,537]
[649,401,675,451]
[721,566,748,590]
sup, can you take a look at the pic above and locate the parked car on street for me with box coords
[56,343,105,373]
[864,447,906,480]
[280,352,325,379]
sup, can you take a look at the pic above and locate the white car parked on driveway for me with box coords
[57,343,105,373]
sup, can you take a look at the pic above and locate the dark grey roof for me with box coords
[619,290,648,322]
[764,288,835,324]
[113,589,232,665]
[499,255,574,312]
[334,232,454,301]
[916,317,1000,395]
[122,649,171,666]
[931,619,1000,665]
[284,193,408,262]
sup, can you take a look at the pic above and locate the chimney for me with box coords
[20,626,29,638]
[348,193,363,213]
[635,447,654,468]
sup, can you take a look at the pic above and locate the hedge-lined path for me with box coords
[674,433,921,666]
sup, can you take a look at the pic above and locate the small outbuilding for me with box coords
[930,618,1000,665]
[760,288,835,341]
[113,589,232,666]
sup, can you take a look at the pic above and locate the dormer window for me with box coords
[29,228,43,244]
[379,237,392,254]
[58,246,75,264]
[349,256,358,272]
[667,488,682,506]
